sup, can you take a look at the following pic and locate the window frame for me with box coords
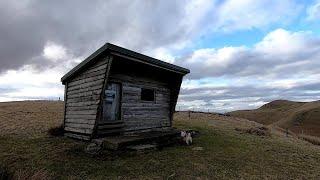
[140,88,156,102]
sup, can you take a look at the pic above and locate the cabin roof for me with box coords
[61,43,190,84]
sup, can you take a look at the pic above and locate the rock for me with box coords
[192,146,204,151]
[85,142,102,155]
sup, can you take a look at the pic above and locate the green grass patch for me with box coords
[1,121,320,179]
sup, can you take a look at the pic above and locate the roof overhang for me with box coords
[61,43,190,84]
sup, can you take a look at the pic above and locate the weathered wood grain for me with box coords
[65,118,96,124]
[64,132,90,140]
[65,122,95,129]
[64,127,93,134]
[108,72,171,131]
[67,79,105,91]
[65,109,97,115]
[68,74,105,87]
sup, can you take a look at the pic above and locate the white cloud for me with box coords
[307,0,320,20]
[179,28,320,111]
[43,42,67,62]
[184,28,320,79]
[214,0,301,32]
[255,29,314,57]
[0,1,313,111]
[0,64,67,102]
[150,47,176,63]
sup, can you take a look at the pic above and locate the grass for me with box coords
[1,102,320,179]
[229,100,320,137]
[298,134,320,146]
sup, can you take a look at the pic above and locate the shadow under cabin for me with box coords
[61,43,190,140]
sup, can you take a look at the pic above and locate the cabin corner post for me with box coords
[63,82,68,129]
[169,76,183,127]
[92,54,113,139]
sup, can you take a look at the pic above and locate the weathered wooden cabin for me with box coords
[61,43,190,140]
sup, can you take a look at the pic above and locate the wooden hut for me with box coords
[61,43,190,140]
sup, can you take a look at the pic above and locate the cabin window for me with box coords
[141,88,155,101]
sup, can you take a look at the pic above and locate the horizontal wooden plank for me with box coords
[122,106,170,111]
[66,105,98,111]
[65,122,95,129]
[97,120,124,125]
[67,89,102,99]
[67,79,105,91]
[67,101,100,107]
[68,74,105,87]
[65,114,97,119]
[66,95,101,103]
[98,123,124,130]
[86,58,108,70]
[65,118,96,124]
[71,68,107,82]
[109,74,169,88]
[67,85,103,96]
[122,103,170,107]
[66,109,97,115]
[64,127,93,134]
[97,128,124,135]
[64,132,90,140]
[83,63,107,74]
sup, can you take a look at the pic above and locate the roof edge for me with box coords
[61,43,190,84]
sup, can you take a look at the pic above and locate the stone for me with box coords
[85,142,102,155]
[192,146,204,151]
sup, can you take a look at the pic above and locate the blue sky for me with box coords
[0,0,320,112]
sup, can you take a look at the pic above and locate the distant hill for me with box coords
[229,100,320,137]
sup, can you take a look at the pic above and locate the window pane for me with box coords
[141,88,155,101]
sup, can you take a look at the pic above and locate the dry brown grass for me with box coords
[174,111,262,131]
[0,101,63,137]
[229,100,320,137]
[298,134,320,146]
[0,103,320,179]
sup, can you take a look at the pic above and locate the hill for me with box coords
[0,101,320,179]
[0,100,64,137]
[229,100,320,137]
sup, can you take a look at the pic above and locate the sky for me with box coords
[0,0,320,112]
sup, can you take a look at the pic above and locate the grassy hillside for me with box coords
[1,101,320,179]
[0,101,64,137]
[229,100,320,137]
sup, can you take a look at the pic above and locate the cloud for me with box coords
[0,1,314,111]
[214,0,301,32]
[0,0,217,73]
[178,29,320,111]
[42,42,67,62]
[0,64,68,101]
[0,0,303,73]
[183,29,320,79]
[307,0,320,20]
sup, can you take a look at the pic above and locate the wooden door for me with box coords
[102,83,121,121]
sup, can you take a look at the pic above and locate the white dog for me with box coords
[180,131,192,145]
[185,132,192,145]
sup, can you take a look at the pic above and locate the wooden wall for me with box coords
[108,73,172,131]
[63,53,184,139]
[63,56,111,140]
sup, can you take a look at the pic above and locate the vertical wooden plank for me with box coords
[63,82,68,129]
[92,55,113,138]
